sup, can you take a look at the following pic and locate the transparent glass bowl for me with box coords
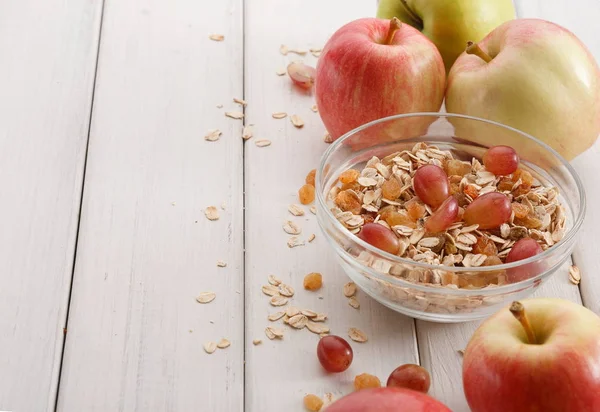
[316,113,585,322]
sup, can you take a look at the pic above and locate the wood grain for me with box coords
[56,1,244,410]
[243,1,419,411]
[0,1,102,410]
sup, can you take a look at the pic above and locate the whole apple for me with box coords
[325,387,451,412]
[446,19,600,160]
[376,0,515,72]
[316,18,445,146]
[463,298,600,412]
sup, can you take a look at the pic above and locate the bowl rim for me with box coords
[316,112,586,285]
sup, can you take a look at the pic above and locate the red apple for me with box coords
[316,18,445,147]
[446,19,600,160]
[463,298,600,412]
[326,387,451,412]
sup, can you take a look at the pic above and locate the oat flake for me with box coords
[204,129,222,142]
[209,34,224,41]
[233,97,247,106]
[283,220,302,235]
[268,274,282,286]
[268,311,285,321]
[285,306,300,317]
[253,339,262,345]
[310,206,317,215]
[279,284,295,297]
[216,260,227,267]
[348,327,368,342]
[311,104,318,113]
[196,292,216,304]
[270,295,289,306]
[217,338,231,349]
[265,326,284,339]
[291,115,304,128]
[287,236,305,248]
[308,233,316,242]
[204,206,220,221]
[348,296,360,309]
[272,112,287,119]
[242,125,253,140]
[307,321,330,334]
[204,341,217,354]
[569,265,581,285]
[261,284,280,297]
[288,314,308,329]
[225,111,244,119]
[255,139,271,147]
[276,68,286,76]
[288,204,305,216]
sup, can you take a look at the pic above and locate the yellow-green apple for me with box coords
[446,19,600,160]
[315,18,445,147]
[326,387,452,412]
[463,299,600,412]
[376,0,515,72]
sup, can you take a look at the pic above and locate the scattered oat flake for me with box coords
[268,274,282,286]
[276,68,286,76]
[262,284,280,297]
[203,341,217,354]
[288,204,305,216]
[217,338,231,349]
[209,34,224,41]
[288,314,308,329]
[204,129,222,142]
[216,260,227,267]
[313,313,327,322]
[285,306,300,317]
[323,131,333,143]
[270,295,289,306]
[307,321,330,335]
[287,236,305,248]
[310,206,317,215]
[343,282,357,297]
[279,284,295,297]
[255,139,271,147]
[268,311,285,321]
[204,206,220,220]
[289,48,308,55]
[311,104,318,113]
[220,201,227,210]
[308,233,316,243]
[216,104,223,108]
[253,339,262,345]
[242,125,253,140]
[569,265,581,285]
[457,349,465,356]
[348,327,368,342]
[272,112,287,119]
[225,111,244,119]
[196,291,216,304]
[301,309,317,318]
[348,296,360,309]
[279,44,289,55]
[291,114,304,128]
[233,97,247,106]
[265,326,284,339]
[283,220,302,235]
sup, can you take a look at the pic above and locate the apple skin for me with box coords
[377,0,515,72]
[463,298,600,412]
[446,19,600,161]
[325,387,452,412]
[315,18,445,147]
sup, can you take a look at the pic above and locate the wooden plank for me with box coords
[244,1,419,410]
[56,1,244,410]
[0,1,102,410]
[514,0,600,315]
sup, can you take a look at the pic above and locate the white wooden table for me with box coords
[1,1,599,411]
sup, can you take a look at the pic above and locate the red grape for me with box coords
[483,145,519,176]
[424,196,458,233]
[463,192,511,229]
[387,364,431,393]
[317,335,353,373]
[506,238,543,263]
[413,164,450,208]
[287,62,316,89]
[358,223,400,255]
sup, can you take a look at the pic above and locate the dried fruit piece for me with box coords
[287,62,317,88]
[306,169,317,186]
[343,282,357,297]
[405,198,426,220]
[445,159,472,176]
[463,192,511,230]
[483,255,503,266]
[387,364,431,393]
[380,207,416,228]
[317,335,353,372]
[381,178,402,200]
[335,190,362,214]
[512,202,530,219]
[358,223,400,255]
[413,164,450,208]
[303,394,324,411]
[196,292,216,304]
[472,236,498,256]
[339,169,360,184]
[354,373,381,391]
[483,145,519,175]
[348,327,368,342]
[463,184,479,200]
[514,214,543,229]
[299,184,316,205]
[304,272,323,291]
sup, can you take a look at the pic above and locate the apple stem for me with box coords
[384,18,402,45]
[510,301,537,344]
[466,41,493,63]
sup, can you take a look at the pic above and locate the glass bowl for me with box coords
[316,113,585,323]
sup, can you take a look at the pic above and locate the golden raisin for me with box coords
[512,184,531,197]
[453,192,469,207]
[339,169,360,184]
[514,214,542,229]
[341,181,361,191]
[335,190,362,214]
[381,178,402,200]
[513,169,534,186]
[472,236,498,256]
[354,373,381,391]
[483,255,503,266]
[449,182,461,195]
[306,169,316,186]
[299,184,315,205]
[362,214,375,224]
[303,272,323,291]
[463,184,479,199]
[303,394,323,411]
[445,159,472,176]
[497,177,514,192]
[405,198,426,221]
[383,209,416,228]
[512,202,529,219]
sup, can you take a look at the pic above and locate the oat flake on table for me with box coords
[255,139,271,147]
[196,291,216,304]
[225,111,244,119]
[283,220,302,235]
[348,327,368,342]
[270,295,288,306]
[287,236,305,248]
[242,125,253,140]
[288,204,305,216]
[253,339,262,345]
[208,34,224,41]
[268,274,282,286]
[265,326,284,339]
[348,296,360,309]
[276,68,286,76]
[311,104,318,113]
[308,233,316,242]
[272,112,287,119]
[204,206,219,221]
[307,321,329,335]
[343,282,357,297]
[203,341,217,354]
[278,284,295,297]
[217,338,231,349]
[233,97,247,106]
[261,284,279,297]
[569,265,581,285]
[216,260,227,267]
[268,311,285,321]
[204,129,222,142]
[290,114,304,128]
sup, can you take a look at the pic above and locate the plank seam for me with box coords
[52,0,107,410]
